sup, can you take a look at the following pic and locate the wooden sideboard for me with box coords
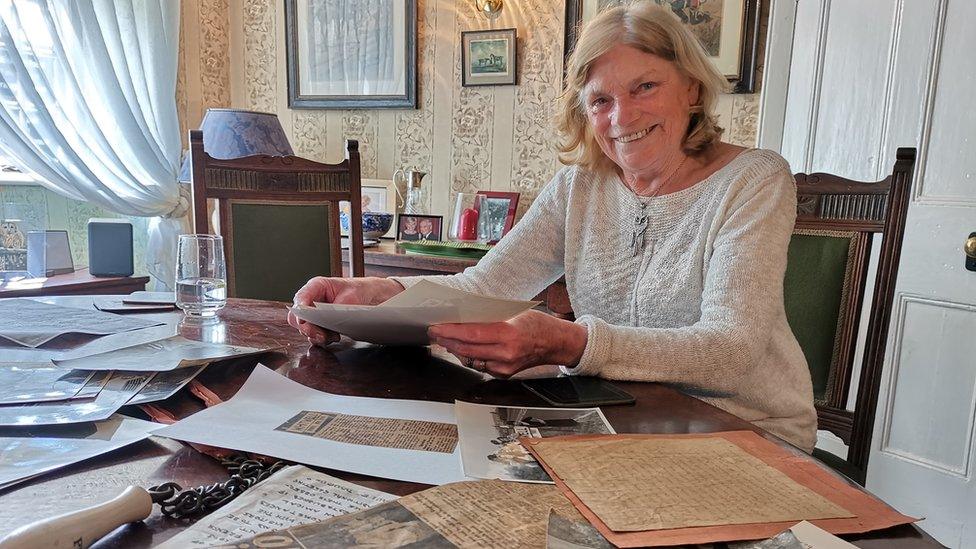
[0,267,149,298]
[343,241,574,318]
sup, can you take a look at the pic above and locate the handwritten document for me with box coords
[156,465,395,548]
[275,411,458,453]
[0,298,163,348]
[226,480,579,549]
[289,280,537,345]
[0,363,94,404]
[530,436,853,533]
[53,336,270,372]
[399,479,580,548]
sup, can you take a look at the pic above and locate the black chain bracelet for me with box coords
[147,455,289,520]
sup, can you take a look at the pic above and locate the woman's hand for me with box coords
[287,276,404,346]
[428,309,588,378]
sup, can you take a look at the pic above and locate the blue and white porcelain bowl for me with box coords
[362,212,394,239]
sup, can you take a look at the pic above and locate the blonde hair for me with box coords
[556,2,727,173]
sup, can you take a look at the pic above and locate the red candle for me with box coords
[459,207,479,240]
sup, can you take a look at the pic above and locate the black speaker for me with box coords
[88,219,133,277]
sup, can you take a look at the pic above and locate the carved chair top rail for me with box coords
[794,173,893,195]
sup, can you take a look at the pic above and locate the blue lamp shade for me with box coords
[178,108,294,182]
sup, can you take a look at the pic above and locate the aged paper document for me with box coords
[399,479,579,548]
[223,480,579,549]
[531,436,851,531]
[275,411,458,453]
[0,298,163,347]
[156,365,465,485]
[523,432,917,547]
[289,280,537,346]
[156,465,395,548]
[53,335,270,372]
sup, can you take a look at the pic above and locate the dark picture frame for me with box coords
[475,191,519,244]
[564,0,761,93]
[461,28,518,87]
[397,214,443,242]
[285,0,418,109]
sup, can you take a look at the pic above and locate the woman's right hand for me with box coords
[287,276,404,346]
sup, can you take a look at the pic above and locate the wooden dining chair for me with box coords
[785,147,915,484]
[189,129,365,303]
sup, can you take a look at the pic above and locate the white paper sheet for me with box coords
[289,280,537,345]
[52,336,269,372]
[455,401,615,483]
[155,465,396,548]
[127,365,207,405]
[123,291,176,304]
[0,364,94,404]
[0,414,161,489]
[0,371,152,425]
[157,365,467,485]
[0,298,163,348]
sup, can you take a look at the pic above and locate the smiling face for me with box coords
[419,219,434,235]
[582,44,699,183]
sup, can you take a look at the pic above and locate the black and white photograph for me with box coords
[456,401,615,483]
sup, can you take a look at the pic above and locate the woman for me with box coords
[288,3,816,452]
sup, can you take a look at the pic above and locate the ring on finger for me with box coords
[475,359,488,371]
[464,356,474,368]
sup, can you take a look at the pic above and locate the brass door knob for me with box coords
[966,235,976,258]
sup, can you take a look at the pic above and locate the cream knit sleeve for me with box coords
[390,169,571,300]
[567,169,798,395]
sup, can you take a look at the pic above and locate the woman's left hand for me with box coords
[428,309,588,378]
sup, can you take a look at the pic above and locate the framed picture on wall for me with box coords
[461,28,518,87]
[563,0,761,93]
[284,0,418,108]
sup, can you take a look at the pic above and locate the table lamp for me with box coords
[178,108,294,182]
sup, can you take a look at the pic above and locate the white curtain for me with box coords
[0,0,186,289]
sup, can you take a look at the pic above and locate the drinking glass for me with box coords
[176,234,227,318]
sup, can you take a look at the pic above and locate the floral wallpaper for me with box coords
[222,0,766,222]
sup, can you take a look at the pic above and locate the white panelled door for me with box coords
[762,1,976,547]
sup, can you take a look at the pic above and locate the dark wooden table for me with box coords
[0,267,149,297]
[0,297,940,548]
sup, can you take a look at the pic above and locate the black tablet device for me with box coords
[521,376,636,408]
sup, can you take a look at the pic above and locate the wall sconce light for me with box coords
[475,0,503,20]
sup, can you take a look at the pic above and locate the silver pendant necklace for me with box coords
[629,156,688,257]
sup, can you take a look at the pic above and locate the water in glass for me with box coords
[176,234,227,317]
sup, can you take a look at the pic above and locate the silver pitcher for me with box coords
[393,169,428,214]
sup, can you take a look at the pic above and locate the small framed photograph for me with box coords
[461,28,518,87]
[397,214,443,242]
[475,191,519,244]
[340,179,399,238]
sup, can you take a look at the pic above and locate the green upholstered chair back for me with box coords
[784,230,858,405]
[227,202,334,302]
[791,147,915,484]
[188,130,366,302]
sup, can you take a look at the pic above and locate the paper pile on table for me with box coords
[0,414,161,490]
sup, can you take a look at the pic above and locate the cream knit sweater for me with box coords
[395,149,817,452]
